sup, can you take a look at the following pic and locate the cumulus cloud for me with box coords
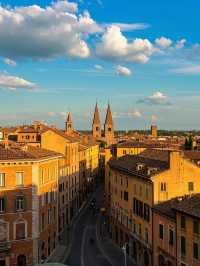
[175,39,186,49]
[0,1,99,60]
[116,65,132,76]
[155,37,172,49]
[3,58,17,67]
[96,25,154,63]
[0,73,37,91]
[138,91,171,105]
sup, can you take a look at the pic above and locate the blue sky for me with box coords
[0,0,200,130]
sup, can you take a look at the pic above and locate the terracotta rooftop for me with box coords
[0,146,62,161]
[173,194,200,219]
[108,152,169,179]
[154,194,200,220]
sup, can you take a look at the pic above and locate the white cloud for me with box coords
[170,65,200,75]
[138,91,171,105]
[175,39,186,49]
[132,110,142,118]
[0,73,37,91]
[3,58,17,67]
[0,1,96,60]
[116,65,132,76]
[53,0,78,13]
[105,22,150,32]
[96,25,154,63]
[94,64,103,70]
[155,37,172,48]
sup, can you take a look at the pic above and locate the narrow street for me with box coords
[65,185,111,266]
[64,184,135,266]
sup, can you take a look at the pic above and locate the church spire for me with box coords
[93,102,100,125]
[65,112,73,135]
[92,102,101,139]
[104,103,115,146]
[105,103,113,125]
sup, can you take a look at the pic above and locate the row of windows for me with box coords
[0,220,27,242]
[160,182,194,192]
[0,196,26,212]
[181,215,199,234]
[40,167,57,184]
[41,191,57,206]
[159,224,174,246]
[41,207,56,230]
[0,172,24,187]
[112,173,149,200]
[180,235,199,259]
[133,197,150,222]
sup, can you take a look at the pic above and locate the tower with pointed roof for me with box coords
[92,102,101,139]
[104,103,115,145]
[65,112,73,135]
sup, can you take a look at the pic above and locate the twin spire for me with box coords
[92,102,115,145]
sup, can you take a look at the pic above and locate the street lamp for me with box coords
[122,242,128,266]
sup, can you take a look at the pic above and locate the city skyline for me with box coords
[0,0,200,129]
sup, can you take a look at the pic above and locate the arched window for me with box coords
[14,219,27,240]
[0,220,9,242]
[17,255,26,266]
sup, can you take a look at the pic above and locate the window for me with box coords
[16,172,24,186]
[15,196,25,211]
[193,220,199,234]
[160,182,166,192]
[193,242,199,259]
[181,236,186,256]
[0,198,5,212]
[181,215,186,229]
[144,204,150,222]
[145,228,148,243]
[0,173,5,187]
[16,222,26,240]
[188,182,194,192]
[159,224,164,240]
[124,191,128,201]
[48,208,51,224]
[169,229,174,246]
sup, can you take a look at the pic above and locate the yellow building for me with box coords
[106,149,200,266]
[41,127,80,233]
[0,145,62,266]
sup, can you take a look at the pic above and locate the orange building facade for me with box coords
[0,146,62,266]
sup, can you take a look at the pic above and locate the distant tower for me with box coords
[65,112,73,135]
[151,124,158,138]
[104,103,115,145]
[92,102,101,139]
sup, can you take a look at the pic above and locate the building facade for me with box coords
[0,145,62,266]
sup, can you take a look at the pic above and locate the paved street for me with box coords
[65,186,111,266]
[64,184,135,266]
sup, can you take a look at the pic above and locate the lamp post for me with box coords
[122,242,128,266]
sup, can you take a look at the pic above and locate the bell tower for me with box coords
[104,103,115,146]
[65,112,73,135]
[92,102,101,139]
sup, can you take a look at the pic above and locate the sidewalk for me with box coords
[96,214,136,266]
